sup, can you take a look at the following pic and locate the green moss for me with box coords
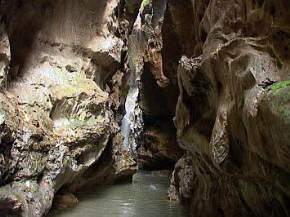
[279,107,290,119]
[141,0,150,10]
[267,86,290,122]
[53,78,96,98]
[50,68,100,99]
[42,118,51,129]
[270,80,290,91]
[65,116,98,129]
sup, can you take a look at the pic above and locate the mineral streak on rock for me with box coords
[121,8,145,157]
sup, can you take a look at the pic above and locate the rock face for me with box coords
[165,0,290,217]
[120,0,183,168]
[0,24,10,88]
[0,1,136,216]
[1,0,290,217]
[137,119,183,170]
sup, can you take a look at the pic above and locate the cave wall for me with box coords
[166,0,290,216]
[0,1,136,216]
[0,0,290,217]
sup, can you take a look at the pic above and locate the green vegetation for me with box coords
[69,117,97,129]
[141,0,150,10]
[267,85,290,122]
[50,72,98,99]
[270,80,290,91]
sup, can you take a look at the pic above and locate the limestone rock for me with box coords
[168,0,290,216]
[0,25,10,88]
[53,193,78,210]
[1,0,290,217]
[0,1,136,216]
[137,121,183,170]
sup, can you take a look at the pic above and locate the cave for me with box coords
[1,0,290,217]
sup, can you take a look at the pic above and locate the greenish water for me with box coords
[49,171,188,217]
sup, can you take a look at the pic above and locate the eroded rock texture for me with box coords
[0,1,136,216]
[119,0,183,168]
[1,0,290,217]
[167,0,290,217]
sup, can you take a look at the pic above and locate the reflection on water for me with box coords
[48,171,188,217]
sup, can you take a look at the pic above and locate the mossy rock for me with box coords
[265,86,290,123]
[141,0,150,10]
[69,117,98,129]
[269,80,290,91]
[51,78,97,99]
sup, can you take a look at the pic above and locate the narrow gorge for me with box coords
[0,0,290,217]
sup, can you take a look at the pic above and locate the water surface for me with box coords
[49,171,188,217]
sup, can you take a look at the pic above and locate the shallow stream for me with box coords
[48,171,188,217]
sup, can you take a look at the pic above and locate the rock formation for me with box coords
[166,1,290,217]
[0,0,290,217]
[0,1,136,216]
